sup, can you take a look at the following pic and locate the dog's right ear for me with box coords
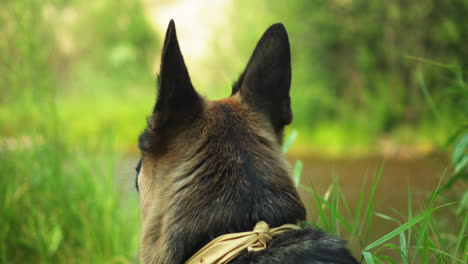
[232,23,292,141]
[151,20,201,130]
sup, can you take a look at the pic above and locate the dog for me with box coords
[135,20,359,264]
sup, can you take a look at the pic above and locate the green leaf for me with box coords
[399,231,407,263]
[454,155,468,174]
[350,173,368,240]
[362,251,375,264]
[293,160,303,187]
[376,255,398,264]
[47,225,62,256]
[282,130,297,153]
[452,133,468,165]
[428,248,465,263]
[330,177,339,234]
[300,221,313,228]
[444,126,468,149]
[300,183,330,231]
[417,69,440,120]
[364,203,454,251]
[374,212,401,225]
[411,174,448,263]
[362,166,384,246]
[406,185,412,257]
[457,191,468,215]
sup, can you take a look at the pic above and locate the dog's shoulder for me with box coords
[231,227,359,264]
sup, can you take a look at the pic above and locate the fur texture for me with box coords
[136,20,359,264]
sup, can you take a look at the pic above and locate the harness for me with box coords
[185,221,301,264]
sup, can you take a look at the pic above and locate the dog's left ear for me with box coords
[232,23,292,140]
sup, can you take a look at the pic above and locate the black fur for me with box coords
[153,20,202,131]
[232,23,293,143]
[139,20,360,264]
[232,228,357,264]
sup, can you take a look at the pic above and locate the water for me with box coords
[292,155,449,215]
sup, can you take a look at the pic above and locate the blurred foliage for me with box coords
[0,0,152,262]
[440,128,468,194]
[70,0,157,74]
[0,0,157,98]
[0,0,55,103]
[218,0,468,155]
[0,0,157,145]
[1,0,467,155]
[0,136,140,263]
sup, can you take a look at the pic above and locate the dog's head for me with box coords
[136,20,301,263]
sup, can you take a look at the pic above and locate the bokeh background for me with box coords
[1,0,467,263]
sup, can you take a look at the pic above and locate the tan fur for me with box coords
[138,95,296,264]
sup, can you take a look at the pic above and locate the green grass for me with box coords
[0,127,140,263]
[0,106,139,263]
[290,156,467,263]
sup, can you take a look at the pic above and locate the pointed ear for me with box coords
[151,20,201,130]
[232,23,292,138]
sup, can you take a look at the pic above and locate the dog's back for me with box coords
[135,20,358,264]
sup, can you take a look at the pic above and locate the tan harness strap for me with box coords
[185,221,301,264]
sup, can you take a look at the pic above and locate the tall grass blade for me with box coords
[453,212,468,260]
[361,166,384,246]
[330,175,339,234]
[301,183,330,231]
[350,172,369,241]
[374,212,401,225]
[282,130,297,153]
[451,133,468,165]
[364,203,455,251]
[293,160,303,187]
[399,229,407,264]
[376,255,397,264]
[406,184,412,258]
[373,211,408,262]
[406,56,458,70]
[337,184,353,220]
[417,68,440,120]
[362,251,375,264]
[428,248,465,263]
[411,170,447,263]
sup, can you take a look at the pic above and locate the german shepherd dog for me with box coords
[135,20,359,264]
